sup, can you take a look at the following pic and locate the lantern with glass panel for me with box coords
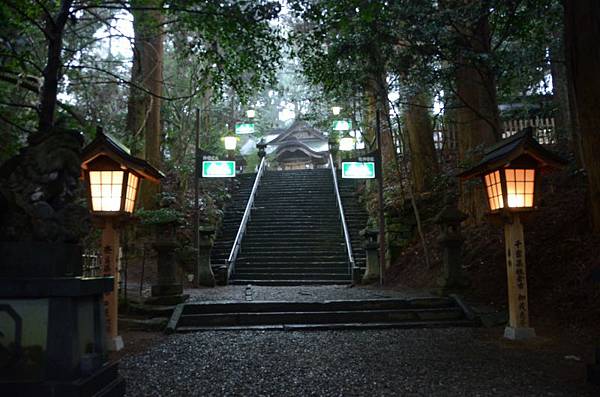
[483,156,537,213]
[84,155,140,214]
[81,128,163,216]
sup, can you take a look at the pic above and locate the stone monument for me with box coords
[0,126,125,395]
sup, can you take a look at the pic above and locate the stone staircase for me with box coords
[230,168,353,286]
[210,173,257,280]
[166,297,478,332]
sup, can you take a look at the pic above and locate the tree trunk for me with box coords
[364,89,377,149]
[564,0,600,233]
[34,0,73,139]
[550,24,577,156]
[454,9,501,222]
[366,77,399,184]
[127,1,164,209]
[405,92,438,193]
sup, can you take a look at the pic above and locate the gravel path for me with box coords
[120,327,597,396]
[184,285,432,302]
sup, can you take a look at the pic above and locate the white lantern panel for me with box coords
[339,136,355,151]
[505,168,535,209]
[124,173,139,213]
[484,171,504,211]
[89,170,124,212]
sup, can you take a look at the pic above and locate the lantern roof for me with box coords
[81,129,164,183]
[457,128,567,180]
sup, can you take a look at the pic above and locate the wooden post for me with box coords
[193,108,200,288]
[101,220,124,351]
[503,213,536,340]
[376,108,386,286]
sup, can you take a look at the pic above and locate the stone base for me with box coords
[432,284,468,297]
[151,284,183,297]
[504,326,536,340]
[196,267,216,287]
[2,361,125,397]
[213,266,229,285]
[108,335,124,352]
[145,294,188,306]
[352,267,364,284]
[361,273,379,284]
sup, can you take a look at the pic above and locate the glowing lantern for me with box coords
[460,129,563,214]
[339,132,355,151]
[82,129,163,215]
[246,109,256,119]
[331,106,342,115]
[458,128,566,341]
[81,128,163,351]
[483,165,536,212]
[222,135,238,151]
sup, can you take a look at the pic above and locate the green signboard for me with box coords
[235,122,255,134]
[333,119,352,131]
[202,161,236,178]
[341,161,375,179]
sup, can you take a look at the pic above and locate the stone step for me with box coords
[233,272,350,281]
[246,225,342,232]
[180,298,458,315]
[236,232,343,239]
[232,266,349,273]
[177,307,464,328]
[228,279,351,286]
[236,255,347,262]
[252,206,338,211]
[234,260,348,267]
[241,241,346,248]
[235,247,346,254]
[175,320,476,332]
[241,231,344,238]
[234,218,342,224]
[167,297,476,332]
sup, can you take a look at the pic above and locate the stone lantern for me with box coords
[434,196,468,294]
[257,138,267,159]
[360,227,380,284]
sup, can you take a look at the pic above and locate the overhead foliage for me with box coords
[0,0,283,163]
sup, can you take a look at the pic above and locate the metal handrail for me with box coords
[328,154,355,274]
[226,156,266,278]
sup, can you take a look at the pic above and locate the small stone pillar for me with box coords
[257,138,267,159]
[148,203,185,305]
[360,228,380,284]
[195,225,216,287]
[434,198,468,294]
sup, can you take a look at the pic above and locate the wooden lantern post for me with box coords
[458,129,566,340]
[101,219,120,349]
[82,128,163,351]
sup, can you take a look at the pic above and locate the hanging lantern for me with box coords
[339,132,355,151]
[483,160,537,212]
[81,129,163,215]
[222,135,238,151]
[85,157,139,213]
